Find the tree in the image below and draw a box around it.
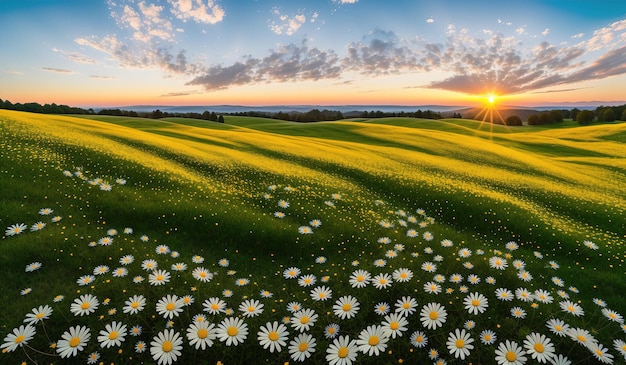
[570,108,580,121]
[622,109,626,121]
[218,115,224,123]
[602,108,616,122]
[527,114,539,125]
[549,110,564,123]
[576,110,594,124]
[505,115,522,126]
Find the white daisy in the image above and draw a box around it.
[150,329,183,365]
[257,321,289,353]
[186,321,216,350]
[356,325,388,356]
[97,321,127,348]
[216,317,248,346]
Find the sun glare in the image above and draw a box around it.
[487,94,495,104]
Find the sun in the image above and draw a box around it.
[487,94,496,104]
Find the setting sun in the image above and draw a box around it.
[487,94,496,104]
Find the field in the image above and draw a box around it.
[1,109,625,364]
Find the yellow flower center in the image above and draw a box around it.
[342,303,352,311]
[369,336,379,346]
[132,302,140,309]
[36,313,44,319]
[577,335,586,342]
[166,303,176,311]
[211,303,219,310]
[227,326,238,337]
[197,329,208,339]
[484,335,492,341]
[380,279,387,284]
[403,303,410,309]
[200,272,207,278]
[268,331,279,341]
[109,331,118,340]
[15,335,25,344]
[416,336,424,343]
[555,325,562,331]
[81,302,91,310]
[506,351,517,362]
[455,339,465,348]
[390,322,399,330]
[157,275,164,281]
[400,273,408,278]
[69,337,81,348]
[298,342,308,352]
[300,316,310,324]
[319,293,326,298]
[162,340,173,352]
[534,343,544,353]
[248,306,255,312]
[357,275,364,282]
[429,311,438,320]
[338,347,349,358]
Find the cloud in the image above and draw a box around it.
[334,0,358,3]
[160,90,204,97]
[52,48,96,64]
[3,70,23,75]
[169,0,225,24]
[187,40,341,89]
[39,67,75,74]
[108,0,174,43]
[426,18,434,24]
[270,8,307,36]
[541,28,550,36]
[90,75,116,79]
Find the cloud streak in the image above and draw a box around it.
[39,67,75,74]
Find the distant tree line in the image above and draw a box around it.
[0,98,93,114]
[96,108,224,122]
[230,108,445,122]
[524,104,626,125]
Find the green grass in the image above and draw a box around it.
[1,109,625,365]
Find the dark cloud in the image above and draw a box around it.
[344,29,422,74]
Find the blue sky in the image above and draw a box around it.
[1,0,625,107]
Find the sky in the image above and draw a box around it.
[1,0,626,108]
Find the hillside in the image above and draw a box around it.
[1,110,625,364]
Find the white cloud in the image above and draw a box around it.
[335,0,358,3]
[39,67,75,74]
[571,32,584,39]
[52,48,97,64]
[515,27,525,35]
[109,0,174,43]
[426,18,434,23]
[169,0,225,24]
[542,28,550,36]
[270,9,307,36]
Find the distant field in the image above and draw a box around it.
[1,109,625,364]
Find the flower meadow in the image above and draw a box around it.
[1,110,626,364]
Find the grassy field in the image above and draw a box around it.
[1,109,625,364]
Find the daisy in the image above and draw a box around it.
[583,240,599,250]
[192,267,213,282]
[512,260,525,270]
[149,269,171,286]
[356,325,388,356]
[517,270,533,282]
[463,262,474,269]
[30,221,46,231]
[381,313,408,339]
[613,339,626,358]
[51,216,62,222]
[394,243,405,251]
[216,317,248,346]
[98,236,113,246]
[372,273,392,290]
[53,294,64,302]
[57,325,91,358]
[446,328,474,360]
[239,299,264,318]
[467,274,481,284]
[548,260,560,269]
[133,276,144,283]
[93,265,109,275]
[23,305,53,325]
[373,259,387,267]
[283,267,301,279]
[130,325,142,336]
[588,343,614,364]
[393,268,413,282]
[278,199,290,208]
[602,308,624,323]
[39,208,54,215]
[534,251,543,259]
[98,321,127,348]
[310,285,332,301]
[119,255,134,265]
[421,261,437,272]
[505,241,519,250]
[287,301,302,313]
[464,292,489,315]
[186,321,216,350]
[291,308,318,332]
[235,278,250,286]
[480,329,497,345]
[191,255,204,263]
[566,327,597,346]
[310,219,322,228]
[546,318,570,337]
[87,351,100,364]
[202,297,226,315]
[299,226,313,234]
[424,281,442,294]
[395,296,418,316]
[423,231,434,241]
[192,314,207,323]
[458,248,472,258]
[489,256,508,270]
[112,267,128,278]
[560,300,585,317]
[1,324,36,352]
[122,295,146,315]
[374,302,390,316]
[495,288,514,301]
[449,273,463,283]
[433,274,446,283]
[495,340,526,365]
[150,329,183,365]
[511,307,527,319]
[77,275,96,286]
[333,295,360,320]
[141,259,158,271]
[441,239,453,247]
[523,332,555,364]
[378,237,391,244]
[257,321,289,353]
[289,333,316,362]
[155,245,170,255]
[515,288,534,302]
[407,229,418,237]
[327,335,359,365]
[534,289,554,304]
[5,223,27,236]
[155,295,184,319]
[593,298,607,307]
[222,289,233,297]
[123,227,133,234]
[349,269,371,288]
[70,294,99,316]
[171,262,187,271]
[420,302,447,330]
[325,323,340,339]
[298,274,316,287]
[274,211,286,218]
[464,320,476,330]
[25,262,42,272]
[385,250,398,259]
[405,330,427,350]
